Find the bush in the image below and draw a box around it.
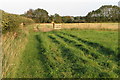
[1,10,34,33]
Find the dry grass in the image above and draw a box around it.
[34,23,118,31]
[2,27,29,78]
[61,23,118,30]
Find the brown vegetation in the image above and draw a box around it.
[33,23,118,32]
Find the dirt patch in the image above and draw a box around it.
[39,27,53,32]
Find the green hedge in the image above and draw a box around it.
[1,10,34,33]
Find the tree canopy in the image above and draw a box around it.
[86,5,120,22]
[23,8,49,23]
[22,5,120,23]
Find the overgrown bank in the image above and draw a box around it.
[1,10,34,78]
[2,25,31,78]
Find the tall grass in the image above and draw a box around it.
[36,23,118,30]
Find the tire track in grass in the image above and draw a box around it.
[35,34,53,78]
[48,34,74,78]
[46,33,119,77]
[55,33,109,70]
[36,33,67,78]
[48,34,88,64]
[55,33,100,60]
[60,32,119,70]
[42,33,71,78]
[48,34,100,78]
[55,33,116,69]
[56,32,118,77]
[60,32,115,56]
[15,33,54,78]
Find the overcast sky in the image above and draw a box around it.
[0,0,119,16]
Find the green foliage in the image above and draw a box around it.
[62,16,74,23]
[21,5,120,23]
[23,8,49,23]
[2,11,34,33]
[73,16,86,23]
[86,5,120,22]
[53,14,62,23]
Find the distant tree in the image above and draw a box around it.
[24,9,34,18]
[21,5,120,23]
[34,8,49,23]
[49,15,54,23]
[86,5,120,22]
[73,16,86,23]
[23,8,49,23]
[62,16,74,23]
[54,14,62,23]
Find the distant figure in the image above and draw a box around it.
[52,21,55,29]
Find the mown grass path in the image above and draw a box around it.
[14,29,119,78]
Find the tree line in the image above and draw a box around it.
[22,5,120,23]
[21,8,86,23]
[86,5,120,22]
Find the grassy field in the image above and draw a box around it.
[8,28,119,78]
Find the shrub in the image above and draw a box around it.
[1,10,34,33]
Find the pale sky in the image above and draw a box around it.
[0,0,119,16]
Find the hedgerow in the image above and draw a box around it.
[1,10,34,33]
